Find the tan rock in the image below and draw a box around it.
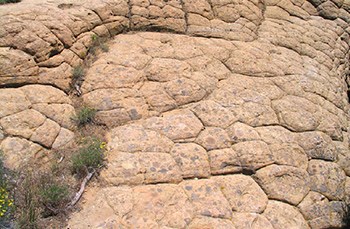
[188,216,235,229]
[0,109,46,139]
[127,184,194,228]
[191,100,237,128]
[67,187,131,229]
[308,160,346,200]
[140,82,177,112]
[254,165,310,205]
[0,137,47,170]
[164,77,206,105]
[231,213,273,229]
[30,119,61,148]
[262,200,310,229]
[272,95,320,132]
[107,124,174,153]
[298,191,348,229]
[181,179,232,219]
[232,141,274,170]
[138,152,183,184]
[208,148,241,175]
[271,143,309,169]
[101,152,144,185]
[83,89,149,127]
[32,103,75,130]
[0,47,39,80]
[143,109,203,141]
[214,175,268,213]
[52,128,74,149]
[195,127,231,150]
[226,122,260,143]
[0,89,31,118]
[170,143,210,178]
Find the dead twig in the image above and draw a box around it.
[67,169,95,208]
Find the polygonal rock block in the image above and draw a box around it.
[262,200,310,229]
[270,143,309,169]
[0,137,48,170]
[308,160,346,200]
[188,216,236,229]
[143,109,203,141]
[170,143,210,178]
[0,109,46,139]
[191,100,237,128]
[231,213,273,229]
[107,124,174,153]
[232,140,274,170]
[128,184,194,228]
[254,165,310,205]
[213,175,268,213]
[226,122,260,143]
[298,191,348,229]
[195,127,231,151]
[208,148,241,175]
[181,179,232,219]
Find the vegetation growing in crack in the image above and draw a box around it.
[90,34,109,54]
[71,138,106,178]
[0,0,21,5]
[0,151,14,228]
[72,65,85,82]
[72,106,97,126]
[38,175,69,217]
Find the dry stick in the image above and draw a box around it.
[57,154,64,164]
[67,170,95,208]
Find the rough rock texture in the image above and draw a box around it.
[1,0,350,228]
[0,85,75,169]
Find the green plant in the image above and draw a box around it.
[73,106,97,126]
[72,65,85,81]
[40,183,68,210]
[71,138,105,177]
[0,0,21,4]
[16,174,39,229]
[90,34,109,54]
[0,151,14,227]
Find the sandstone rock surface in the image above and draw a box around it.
[1,0,350,228]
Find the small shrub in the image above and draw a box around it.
[73,106,96,126]
[16,174,39,229]
[90,34,109,53]
[40,183,68,210]
[71,138,105,177]
[72,65,85,81]
[0,0,21,4]
[0,152,14,227]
